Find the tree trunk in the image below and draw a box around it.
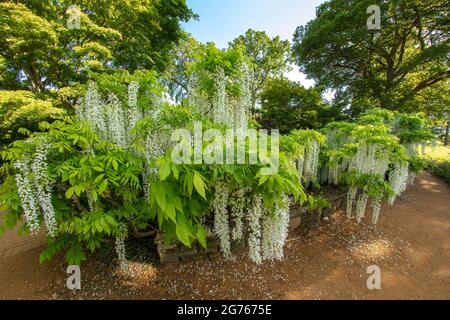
[23,62,44,93]
[444,121,449,146]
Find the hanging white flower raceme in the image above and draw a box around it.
[328,154,344,186]
[261,195,290,261]
[346,186,357,218]
[144,127,170,177]
[14,158,40,234]
[297,157,304,184]
[388,162,409,205]
[31,142,57,236]
[77,83,108,140]
[371,195,382,225]
[212,67,232,127]
[212,180,232,259]
[105,93,127,148]
[86,188,94,212]
[349,143,389,177]
[407,171,416,186]
[14,140,56,236]
[406,142,420,156]
[234,63,253,130]
[115,223,128,270]
[76,81,145,149]
[247,195,264,264]
[355,189,369,223]
[128,81,139,109]
[187,73,210,117]
[230,188,247,242]
[344,142,391,223]
[125,81,143,143]
[141,163,151,202]
[300,140,320,185]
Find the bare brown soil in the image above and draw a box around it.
[0,171,449,300]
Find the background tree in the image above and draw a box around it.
[0,91,65,145]
[0,0,195,94]
[165,34,205,103]
[0,0,194,147]
[258,78,339,133]
[182,42,247,103]
[292,0,449,116]
[230,29,292,110]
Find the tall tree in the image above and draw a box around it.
[165,34,205,103]
[230,29,292,109]
[292,0,449,115]
[0,0,195,93]
[258,78,339,133]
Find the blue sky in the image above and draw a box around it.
[182,0,327,88]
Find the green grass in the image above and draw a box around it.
[424,143,450,183]
[424,144,450,161]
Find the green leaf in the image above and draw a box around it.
[95,219,103,233]
[165,202,176,223]
[66,242,86,266]
[74,184,84,196]
[196,224,207,249]
[112,159,119,171]
[193,171,207,200]
[169,194,183,212]
[104,215,118,227]
[184,171,194,196]
[172,164,180,180]
[160,160,171,181]
[98,180,108,194]
[154,182,166,210]
[258,174,269,186]
[93,174,106,184]
[176,214,192,248]
[65,187,75,199]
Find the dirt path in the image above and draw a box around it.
[0,171,449,300]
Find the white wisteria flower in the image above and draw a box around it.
[212,180,232,259]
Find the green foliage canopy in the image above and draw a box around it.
[292,0,449,115]
[258,78,340,133]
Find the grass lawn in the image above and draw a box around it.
[424,143,450,183]
[424,143,450,161]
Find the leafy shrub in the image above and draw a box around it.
[0,91,65,146]
[428,160,450,184]
[0,68,435,268]
[424,144,450,184]
[0,70,311,265]
[319,108,433,224]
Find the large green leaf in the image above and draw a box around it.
[165,202,176,223]
[196,224,207,249]
[176,214,193,247]
[193,171,207,200]
[154,182,166,210]
[159,159,171,181]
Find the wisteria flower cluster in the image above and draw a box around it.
[76,81,145,149]
[320,108,432,225]
[115,223,128,271]
[212,184,292,264]
[14,139,57,236]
